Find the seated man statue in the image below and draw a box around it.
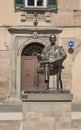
[37,34,67,91]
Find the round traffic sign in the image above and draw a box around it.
[68,41,74,47]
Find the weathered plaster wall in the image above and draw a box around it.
[0,0,81,26]
[0,28,11,100]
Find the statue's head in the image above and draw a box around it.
[49,34,56,45]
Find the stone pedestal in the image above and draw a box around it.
[22,93,73,130]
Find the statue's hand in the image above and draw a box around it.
[40,60,49,64]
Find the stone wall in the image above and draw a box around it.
[72,120,81,130]
[0,28,11,100]
[0,121,21,130]
[23,101,71,130]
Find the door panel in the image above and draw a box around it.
[21,56,47,91]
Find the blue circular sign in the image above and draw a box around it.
[68,41,74,47]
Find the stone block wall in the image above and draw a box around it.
[23,102,71,130]
[72,120,81,130]
[0,121,21,130]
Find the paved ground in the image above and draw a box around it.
[72,102,81,112]
[0,102,81,112]
[0,101,81,130]
[0,102,22,112]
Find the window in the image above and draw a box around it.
[15,0,57,9]
[28,0,34,6]
[25,0,46,8]
[37,0,43,6]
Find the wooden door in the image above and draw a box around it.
[21,56,35,91]
[21,56,46,91]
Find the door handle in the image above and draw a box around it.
[26,74,29,76]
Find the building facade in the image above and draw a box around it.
[0,0,81,102]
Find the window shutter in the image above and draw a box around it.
[47,0,57,8]
[15,0,25,7]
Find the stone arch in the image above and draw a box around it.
[21,42,45,56]
[18,39,49,56]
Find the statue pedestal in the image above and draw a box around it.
[22,93,73,130]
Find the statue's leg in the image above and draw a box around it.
[57,73,59,90]
[44,64,49,89]
[36,73,39,89]
[59,72,63,90]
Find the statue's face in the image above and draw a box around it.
[49,35,56,44]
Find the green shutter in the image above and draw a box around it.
[15,0,25,7]
[47,0,57,8]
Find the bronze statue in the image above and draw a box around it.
[37,34,67,91]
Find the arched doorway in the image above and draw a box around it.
[21,42,46,92]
